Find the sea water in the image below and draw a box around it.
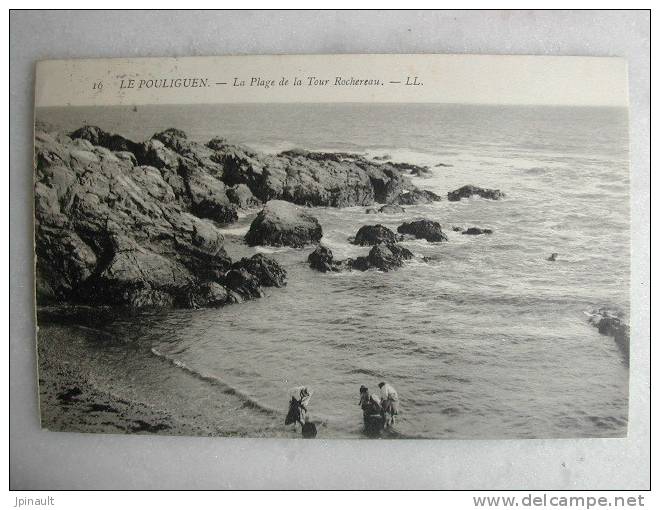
[36,103,630,438]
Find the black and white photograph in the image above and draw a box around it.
[32,54,631,440]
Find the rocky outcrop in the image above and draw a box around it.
[69,125,441,209]
[69,125,140,153]
[34,126,285,310]
[307,245,352,273]
[183,282,232,308]
[226,183,260,208]
[308,243,413,273]
[391,189,442,205]
[216,146,438,207]
[244,200,322,248]
[397,219,448,242]
[588,309,630,359]
[388,162,428,174]
[448,185,504,201]
[353,224,400,246]
[359,243,414,271]
[231,254,287,288]
[36,123,443,308]
[462,227,493,235]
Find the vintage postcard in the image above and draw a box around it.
[34,54,630,439]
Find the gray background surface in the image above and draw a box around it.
[10,10,650,490]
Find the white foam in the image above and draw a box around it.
[220,225,251,236]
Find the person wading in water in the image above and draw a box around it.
[285,386,312,430]
[358,385,382,421]
[378,381,399,427]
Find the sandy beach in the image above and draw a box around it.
[37,315,303,438]
[38,323,194,436]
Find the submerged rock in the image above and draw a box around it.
[462,227,493,235]
[353,224,400,246]
[397,219,448,242]
[448,185,504,201]
[244,200,322,248]
[410,167,433,178]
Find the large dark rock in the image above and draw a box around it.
[362,243,414,271]
[231,254,287,288]
[72,126,237,224]
[353,224,399,246]
[308,243,413,273]
[588,309,630,359]
[307,245,354,273]
[224,268,263,300]
[244,200,322,248]
[447,185,504,201]
[216,145,442,207]
[397,219,448,242]
[308,245,338,273]
[34,125,279,310]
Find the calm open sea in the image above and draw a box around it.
[37,103,630,438]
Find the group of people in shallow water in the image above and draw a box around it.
[285,382,400,437]
[359,382,399,428]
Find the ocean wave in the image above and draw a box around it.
[219,225,251,236]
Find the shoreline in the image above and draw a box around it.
[37,323,264,437]
[38,324,193,436]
